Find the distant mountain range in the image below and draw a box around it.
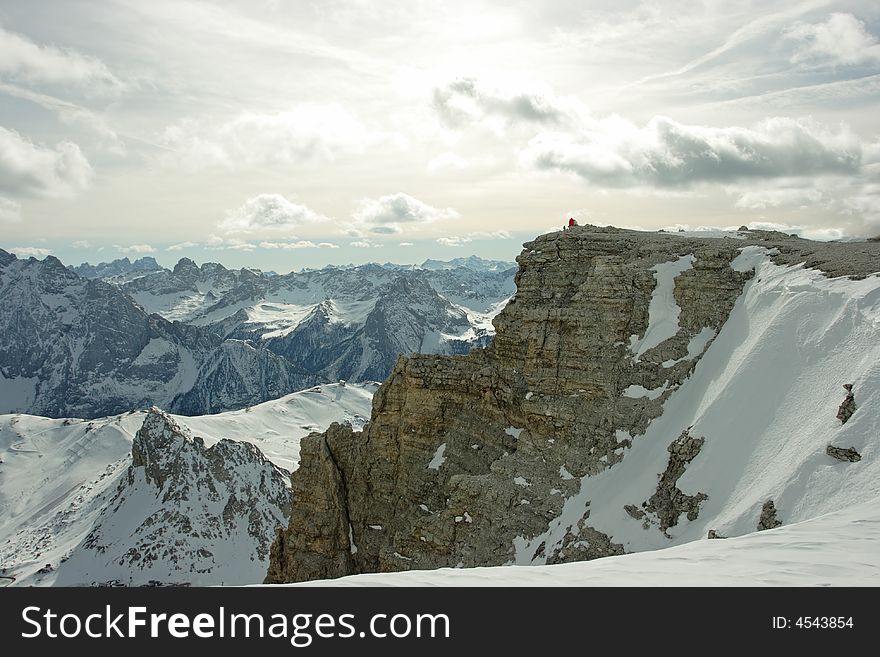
[0,249,514,418]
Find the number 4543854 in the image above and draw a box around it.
[795,617,854,629]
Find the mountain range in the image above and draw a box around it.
[0,249,514,418]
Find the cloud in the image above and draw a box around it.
[785,13,880,67]
[9,245,50,258]
[160,105,366,169]
[353,192,459,235]
[205,236,257,252]
[167,241,198,251]
[349,240,373,248]
[71,239,91,248]
[427,152,470,173]
[0,196,21,223]
[399,242,414,247]
[437,236,471,247]
[521,116,862,187]
[467,230,511,240]
[433,78,568,128]
[436,230,511,247]
[0,126,93,198]
[116,244,156,254]
[0,26,122,91]
[220,193,328,233]
[258,240,339,249]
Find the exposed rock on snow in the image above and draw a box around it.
[826,445,861,462]
[642,429,708,536]
[836,384,856,424]
[707,529,726,539]
[757,500,783,531]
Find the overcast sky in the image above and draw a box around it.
[1,0,879,271]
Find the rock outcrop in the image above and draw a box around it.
[757,500,782,531]
[826,445,862,462]
[836,384,856,424]
[641,429,708,536]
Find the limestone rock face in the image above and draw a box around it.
[266,227,780,582]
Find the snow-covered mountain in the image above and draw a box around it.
[0,249,313,418]
[421,255,514,272]
[70,256,164,281]
[0,382,376,586]
[115,257,516,383]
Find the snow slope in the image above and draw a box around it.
[287,497,880,586]
[0,383,375,586]
[515,247,880,561]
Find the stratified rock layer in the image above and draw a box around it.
[266,226,878,583]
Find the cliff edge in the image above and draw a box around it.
[266,225,880,583]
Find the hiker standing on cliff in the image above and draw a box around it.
[567,217,577,229]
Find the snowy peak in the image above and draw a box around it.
[171,256,200,280]
[131,407,194,489]
[71,256,163,279]
[54,407,292,586]
[421,255,515,272]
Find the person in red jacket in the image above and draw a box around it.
[568,217,577,228]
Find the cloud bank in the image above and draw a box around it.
[521,116,861,187]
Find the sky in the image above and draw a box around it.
[1,0,879,272]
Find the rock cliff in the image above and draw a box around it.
[265,226,880,583]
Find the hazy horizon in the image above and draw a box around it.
[2,1,879,271]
